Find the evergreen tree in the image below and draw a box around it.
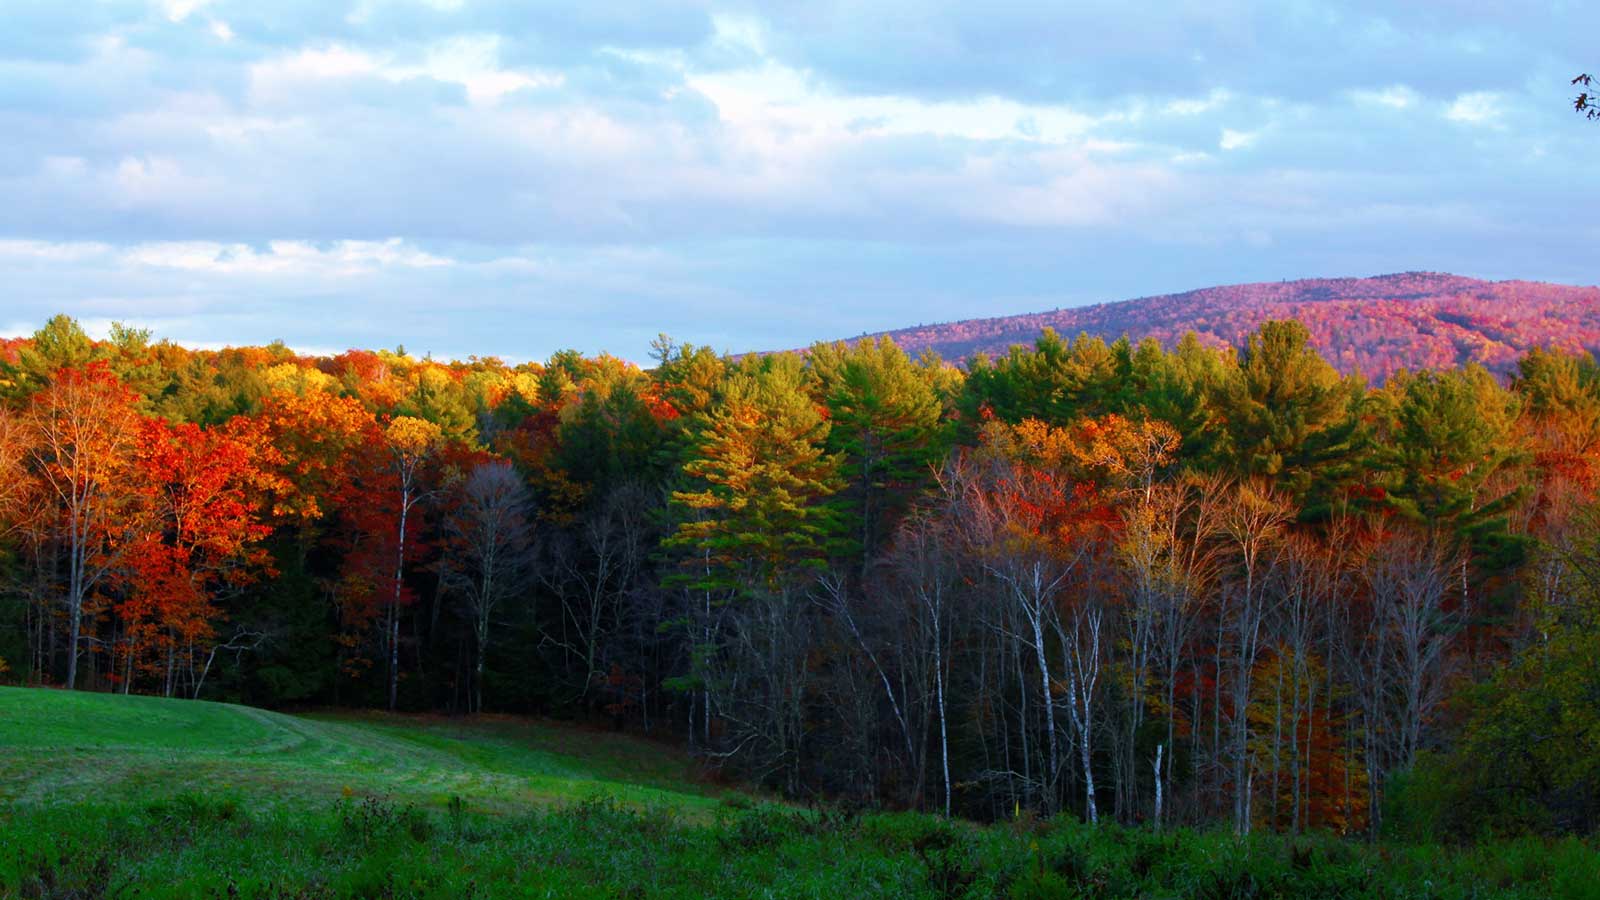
[666,355,843,594]
[1218,320,1363,509]
[962,328,1124,425]
[1374,366,1528,571]
[807,337,947,569]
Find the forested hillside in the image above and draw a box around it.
[2,314,1599,841]
[844,272,1600,381]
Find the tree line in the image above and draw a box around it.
[1,315,1596,839]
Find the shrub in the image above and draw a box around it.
[717,805,794,851]
[334,795,432,845]
[1006,867,1076,900]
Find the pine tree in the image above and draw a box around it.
[1218,320,1363,508]
[667,356,843,594]
[1374,366,1528,572]
[807,337,947,570]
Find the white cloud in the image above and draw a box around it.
[1351,85,1419,109]
[248,37,561,107]
[112,156,202,204]
[683,59,1123,153]
[252,45,383,83]
[708,13,770,57]
[1445,91,1505,126]
[120,239,454,276]
[419,36,563,104]
[158,0,212,23]
[1219,128,1258,150]
[949,154,1184,228]
[0,238,456,279]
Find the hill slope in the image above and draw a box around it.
[0,686,721,813]
[838,272,1600,381]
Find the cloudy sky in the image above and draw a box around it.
[2,1,1595,361]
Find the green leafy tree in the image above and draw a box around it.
[1,315,102,400]
[1421,499,1600,836]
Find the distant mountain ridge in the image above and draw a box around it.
[823,272,1600,382]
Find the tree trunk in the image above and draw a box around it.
[935,624,951,817]
[1153,743,1164,828]
[389,490,409,712]
[65,562,83,690]
[1030,610,1059,809]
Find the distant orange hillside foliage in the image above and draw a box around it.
[833,272,1600,382]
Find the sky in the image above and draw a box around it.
[2,1,1596,362]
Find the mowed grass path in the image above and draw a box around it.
[0,686,726,814]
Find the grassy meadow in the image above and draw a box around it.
[0,686,724,814]
[3,686,1598,899]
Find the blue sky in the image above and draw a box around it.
[2,1,1595,362]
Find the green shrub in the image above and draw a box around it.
[1006,867,1078,900]
[717,805,794,850]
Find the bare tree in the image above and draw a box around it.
[1058,599,1105,823]
[891,506,965,816]
[714,582,816,796]
[380,416,443,711]
[1336,525,1461,837]
[1110,470,1218,825]
[543,481,651,702]
[1365,529,1459,771]
[441,460,535,713]
[192,628,267,699]
[1219,480,1293,834]
[952,456,1093,813]
[945,440,1126,817]
[818,573,920,802]
[1273,512,1357,832]
[1146,473,1228,827]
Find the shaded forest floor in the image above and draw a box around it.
[2,687,1597,899]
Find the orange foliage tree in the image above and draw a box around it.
[115,417,274,697]
[20,363,141,689]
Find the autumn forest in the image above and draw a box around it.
[3,312,1599,843]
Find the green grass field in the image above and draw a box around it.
[0,686,725,815]
[3,686,1598,899]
